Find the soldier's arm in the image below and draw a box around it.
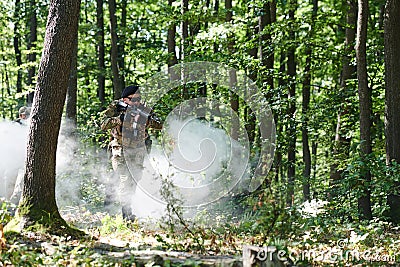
[100,100,122,131]
[101,117,122,131]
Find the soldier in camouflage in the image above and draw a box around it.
[101,85,161,221]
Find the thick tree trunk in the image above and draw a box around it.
[109,0,122,99]
[17,0,82,235]
[356,0,372,220]
[96,0,106,104]
[27,0,37,104]
[384,0,400,224]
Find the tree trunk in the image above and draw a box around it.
[96,0,106,104]
[66,33,78,125]
[287,0,297,206]
[225,0,239,141]
[384,0,400,224]
[356,0,372,220]
[13,0,23,94]
[302,49,312,202]
[167,0,178,68]
[118,0,127,89]
[108,0,122,99]
[27,0,37,104]
[167,0,178,80]
[181,0,189,99]
[181,0,189,61]
[259,1,274,90]
[301,0,317,201]
[246,6,257,145]
[275,53,286,183]
[330,0,357,195]
[213,0,220,55]
[17,0,82,235]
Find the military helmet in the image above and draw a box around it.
[121,85,139,98]
[19,106,31,116]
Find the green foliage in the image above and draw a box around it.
[0,200,14,225]
[99,214,134,236]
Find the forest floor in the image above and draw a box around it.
[1,204,400,266]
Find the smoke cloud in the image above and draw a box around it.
[0,114,251,224]
[0,120,28,200]
[130,115,251,219]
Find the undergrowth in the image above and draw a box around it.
[1,189,399,266]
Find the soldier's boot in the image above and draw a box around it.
[104,192,113,207]
[122,205,136,222]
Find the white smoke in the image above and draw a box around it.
[0,119,112,214]
[0,120,28,200]
[129,116,251,220]
[0,114,251,224]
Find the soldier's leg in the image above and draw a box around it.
[105,141,123,206]
[112,147,135,220]
[120,146,146,221]
[111,153,136,220]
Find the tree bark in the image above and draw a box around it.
[181,0,189,99]
[356,0,372,220]
[213,0,220,55]
[245,6,257,145]
[167,0,178,68]
[384,0,400,224]
[17,0,82,235]
[287,0,297,206]
[225,0,239,141]
[13,0,23,94]
[259,1,274,90]
[109,0,122,99]
[96,0,106,104]
[118,0,127,89]
[330,0,357,195]
[181,0,189,61]
[167,0,179,80]
[66,33,78,125]
[275,53,286,183]
[301,0,318,201]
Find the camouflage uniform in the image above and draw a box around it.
[101,100,158,219]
